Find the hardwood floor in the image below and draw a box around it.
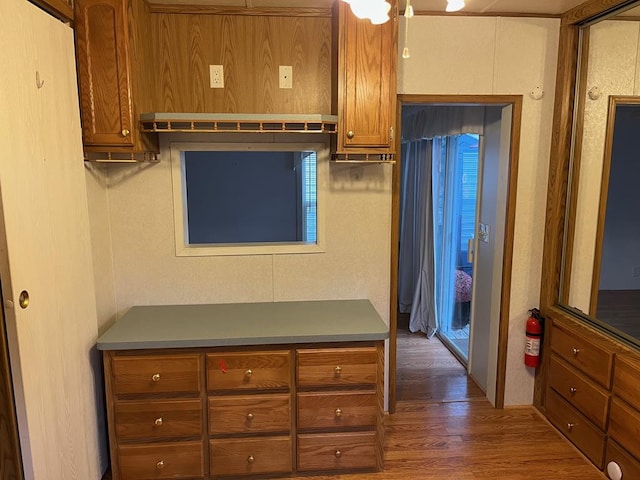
[102,326,606,480]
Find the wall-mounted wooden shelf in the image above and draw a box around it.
[83,151,159,164]
[140,113,338,135]
[331,153,395,164]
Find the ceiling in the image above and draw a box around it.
[146,0,590,16]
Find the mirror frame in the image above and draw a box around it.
[536,0,640,406]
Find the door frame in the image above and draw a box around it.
[389,94,523,412]
[0,291,23,479]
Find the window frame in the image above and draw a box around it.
[169,141,327,257]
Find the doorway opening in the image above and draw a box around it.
[389,96,522,412]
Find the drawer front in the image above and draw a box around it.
[208,393,291,435]
[298,391,377,430]
[606,439,640,480]
[209,436,292,476]
[548,354,609,429]
[297,431,376,472]
[297,347,377,388]
[112,354,201,395]
[613,354,640,409]
[544,388,606,468]
[115,399,203,441]
[207,351,290,392]
[550,324,614,389]
[118,441,204,480]
[609,396,640,460]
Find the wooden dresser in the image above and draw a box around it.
[542,316,640,478]
[98,301,387,480]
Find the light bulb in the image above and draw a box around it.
[369,1,391,24]
[404,4,414,18]
[445,0,465,12]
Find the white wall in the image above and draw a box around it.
[89,132,391,331]
[399,16,560,405]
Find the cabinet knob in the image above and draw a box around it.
[335,408,342,417]
[567,423,575,431]
[247,455,255,464]
[151,373,161,382]
[569,387,577,395]
[245,369,253,377]
[154,417,163,426]
[156,460,165,470]
[607,461,623,480]
[334,366,342,375]
[121,128,130,137]
[246,412,254,421]
[571,347,580,356]
[346,130,355,139]
[334,449,342,458]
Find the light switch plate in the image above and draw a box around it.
[279,65,292,89]
[479,223,490,243]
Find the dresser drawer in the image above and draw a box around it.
[208,393,290,435]
[298,391,377,430]
[118,441,204,480]
[115,399,202,441]
[609,396,640,460]
[613,354,640,409]
[112,354,201,395]
[548,354,609,429]
[209,436,292,476]
[545,388,606,468]
[550,324,614,389]
[297,347,377,388]
[606,438,640,480]
[206,351,290,392]
[297,431,376,472]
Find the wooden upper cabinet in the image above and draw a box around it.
[336,0,398,156]
[75,0,134,147]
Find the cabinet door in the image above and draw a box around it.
[75,0,134,146]
[337,1,397,153]
[0,0,102,478]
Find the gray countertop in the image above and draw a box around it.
[97,299,389,351]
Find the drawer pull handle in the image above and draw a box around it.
[347,130,355,139]
[567,423,575,431]
[121,128,130,138]
[247,455,255,464]
[154,417,163,426]
[245,369,253,377]
[334,449,342,458]
[246,412,254,421]
[151,373,161,382]
[569,387,577,395]
[335,408,342,417]
[571,348,580,356]
[334,366,342,375]
[156,460,165,470]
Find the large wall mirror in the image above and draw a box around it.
[559,0,640,347]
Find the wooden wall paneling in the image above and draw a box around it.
[151,12,332,115]
[129,0,159,152]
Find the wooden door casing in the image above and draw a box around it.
[0,297,22,480]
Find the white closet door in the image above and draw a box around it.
[0,1,102,478]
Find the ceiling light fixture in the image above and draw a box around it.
[342,0,392,24]
[445,0,465,12]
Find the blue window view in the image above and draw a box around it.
[184,150,317,245]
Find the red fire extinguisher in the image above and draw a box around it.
[524,308,544,368]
